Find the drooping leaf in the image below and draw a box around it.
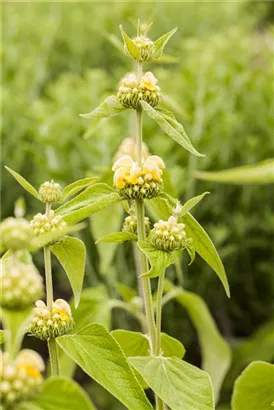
[80,95,127,122]
[153,27,178,58]
[57,324,153,410]
[129,356,214,410]
[51,236,86,308]
[119,25,141,60]
[137,240,174,278]
[141,101,203,157]
[5,166,40,200]
[195,159,274,185]
[164,280,231,403]
[180,192,210,216]
[232,361,274,410]
[96,232,137,244]
[61,177,98,201]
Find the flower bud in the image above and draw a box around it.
[117,72,161,110]
[115,137,150,161]
[0,255,44,310]
[151,216,187,251]
[122,214,150,236]
[0,217,32,251]
[132,36,155,61]
[30,210,66,237]
[0,350,44,406]
[39,181,62,203]
[112,155,165,200]
[28,299,73,340]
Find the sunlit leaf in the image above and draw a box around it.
[137,240,174,278]
[153,27,178,58]
[96,231,137,244]
[5,166,40,200]
[119,25,141,60]
[80,95,127,123]
[180,192,210,216]
[61,177,98,201]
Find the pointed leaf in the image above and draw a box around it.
[96,232,137,244]
[51,237,86,308]
[232,361,274,410]
[80,95,127,122]
[129,356,214,410]
[5,166,40,200]
[61,178,98,201]
[119,25,141,60]
[57,324,153,410]
[185,238,196,265]
[141,102,203,157]
[137,240,174,278]
[153,27,178,58]
[180,192,210,216]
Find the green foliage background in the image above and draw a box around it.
[2,1,274,408]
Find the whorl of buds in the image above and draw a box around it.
[131,36,155,61]
[112,155,165,200]
[30,210,66,237]
[39,181,62,203]
[115,137,150,161]
[151,216,187,251]
[123,214,150,236]
[117,72,161,110]
[28,299,74,340]
[0,217,32,251]
[0,256,44,310]
[0,350,44,406]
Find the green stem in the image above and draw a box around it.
[47,338,59,376]
[155,270,165,356]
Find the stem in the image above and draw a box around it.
[47,338,59,376]
[155,270,165,356]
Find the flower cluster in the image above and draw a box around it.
[151,216,187,251]
[28,299,74,340]
[0,350,44,406]
[123,214,150,236]
[1,255,44,310]
[115,137,150,161]
[30,210,66,237]
[131,36,155,61]
[0,217,32,251]
[117,72,161,110]
[112,155,165,200]
[39,181,62,203]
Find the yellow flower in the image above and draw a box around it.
[16,349,45,379]
[140,72,158,91]
[52,298,71,320]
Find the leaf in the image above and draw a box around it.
[116,283,137,303]
[0,329,6,344]
[180,192,210,216]
[137,240,174,278]
[141,101,203,157]
[164,280,232,403]
[182,213,230,297]
[119,25,141,60]
[51,236,86,308]
[5,166,40,200]
[153,27,178,58]
[80,95,127,122]
[61,177,98,201]
[32,377,96,410]
[96,232,137,244]
[57,324,153,410]
[129,356,214,410]
[185,238,196,265]
[160,333,186,359]
[232,361,274,410]
[195,159,274,185]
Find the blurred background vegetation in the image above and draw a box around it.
[2,1,274,408]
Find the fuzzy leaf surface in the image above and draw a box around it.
[80,95,127,121]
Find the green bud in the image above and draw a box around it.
[39,180,62,203]
[132,36,155,61]
[119,179,162,200]
[0,217,32,251]
[122,214,150,235]
[151,216,187,251]
[30,210,66,237]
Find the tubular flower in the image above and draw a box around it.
[39,180,62,203]
[114,137,150,161]
[30,210,66,237]
[0,217,32,252]
[0,350,44,407]
[131,36,155,61]
[0,255,44,310]
[28,299,74,340]
[122,214,150,236]
[151,216,187,251]
[117,72,161,109]
[112,155,165,200]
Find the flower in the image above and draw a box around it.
[30,210,67,237]
[112,155,165,199]
[139,72,158,91]
[151,216,187,251]
[122,213,150,236]
[114,137,150,161]
[39,180,62,203]
[0,217,32,251]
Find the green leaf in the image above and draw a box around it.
[160,333,186,358]
[57,324,153,410]
[182,213,230,297]
[141,102,203,157]
[51,236,86,308]
[164,280,232,403]
[0,329,6,344]
[195,159,274,185]
[119,25,141,60]
[232,361,274,410]
[33,377,96,410]
[137,240,174,278]
[5,166,40,200]
[185,238,196,265]
[116,283,137,303]
[61,177,98,201]
[153,27,178,58]
[96,232,137,244]
[80,95,127,123]
[180,192,210,216]
[129,356,214,410]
